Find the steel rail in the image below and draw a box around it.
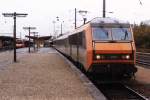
[136,52,150,67]
[136,59,150,66]
[97,83,148,100]
[124,85,149,100]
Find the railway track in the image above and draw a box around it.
[95,82,148,100]
[136,52,150,67]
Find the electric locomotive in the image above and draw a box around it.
[53,17,137,77]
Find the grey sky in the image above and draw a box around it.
[0,0,149,38]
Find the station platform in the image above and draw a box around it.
[0,48,106,100]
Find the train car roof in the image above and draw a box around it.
[54,33,69,41]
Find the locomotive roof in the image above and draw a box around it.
[54,17,131,40]
[71,17,130,34]
[90,17,129,25]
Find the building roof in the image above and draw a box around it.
[25,35,52,40]
[0,36,13,40]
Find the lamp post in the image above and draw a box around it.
[60,21,64,36]
[74,8,88,28]
[52,21,56,37]
[31,32,38,51]
[34,34,39,50]
[23,26,36,53]
[138,0,143,5]
[20,32,22,39]
[56,16,64,36]
[78,10,88,24]
[2,12,27,62]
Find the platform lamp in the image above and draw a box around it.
[78,10,88,24]
[2,12,28,62]
[56,16,64,36]
[30,32,38,51]
[34,34,39,50]
[74,8,88,29]
[23,27,36,53]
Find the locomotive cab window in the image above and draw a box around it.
[92,25,132,41]
[111,28,132,41]
[92,27,111,40]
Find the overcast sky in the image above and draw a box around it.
[0,0,149,38]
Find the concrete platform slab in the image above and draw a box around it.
[0,48,106,100]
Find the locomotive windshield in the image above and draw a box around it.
[92,28,111,40]
[112,28,131,40]
[92,26,132,41]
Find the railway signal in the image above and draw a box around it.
[2,12,28,62]
[23,27,36,53]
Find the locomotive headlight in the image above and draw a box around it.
[122,55,130,60]
[96,55,101,59]
[125,55,130,60]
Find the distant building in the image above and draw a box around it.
[0,36,13,50]
[25,35,51,48]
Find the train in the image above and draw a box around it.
[53,17,137,78]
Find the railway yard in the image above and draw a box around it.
[0,47,149,100]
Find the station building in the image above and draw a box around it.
[0,35,13,50]
[25,35,52,48]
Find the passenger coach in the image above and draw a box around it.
[53,17,137,78]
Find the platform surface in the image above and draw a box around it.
[0,48,100,100]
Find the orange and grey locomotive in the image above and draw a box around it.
[53,17,137,77]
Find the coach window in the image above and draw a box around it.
[78,31,86,48]
[69,34,78,45]
[78,32,82,46]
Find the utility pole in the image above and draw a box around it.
[31,32,38,51]
[75,8,77,29]
[2,12,27,62]
[103,0,106,18]
[23,27,36,53]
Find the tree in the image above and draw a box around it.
[133,22,150,49]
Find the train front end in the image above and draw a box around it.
[88,18,137,77]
